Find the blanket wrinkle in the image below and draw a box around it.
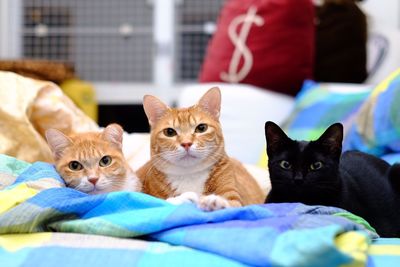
[0,158,378,267]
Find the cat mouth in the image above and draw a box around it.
[181,152,197,160]
[85,187,106,195]
[72,184,105,194]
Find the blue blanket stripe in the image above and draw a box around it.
[0,159,380,266]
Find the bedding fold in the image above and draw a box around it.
[0,156,378,267]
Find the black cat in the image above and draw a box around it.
[264,121,400,237]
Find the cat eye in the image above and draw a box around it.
[310,161,323,171]
[99,156,112,167]
[279,160,292,170]
[163,128,177,137]
[195,123,208,133]
[69,161,83,171]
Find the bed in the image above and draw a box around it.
[1,70,400,266]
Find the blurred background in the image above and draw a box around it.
[0,0,399,133]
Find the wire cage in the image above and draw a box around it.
[17,0,225,84]
[23,0,154,82]
[176,0,224,81]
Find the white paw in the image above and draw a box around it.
[166,191,200,205]
[198,194,230,211]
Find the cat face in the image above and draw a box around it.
[142,87,225,173]
[264,121,343,201]
[46,124,132,194]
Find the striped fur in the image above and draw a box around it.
[46,124,141,194]
[137,87,264,210]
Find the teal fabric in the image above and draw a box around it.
[0,154,30,176]
[284,80,370,141]
[343,70,400,157]
[0,159,378,267]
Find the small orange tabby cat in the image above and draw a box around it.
[137,87,264,211]
[45,124,141,194]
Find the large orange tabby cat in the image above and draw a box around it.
[45,124,141,194]
[137,87,264,211]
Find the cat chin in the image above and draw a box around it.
[71,184,108,195]
[165,160,212,175]
[180,154,198,160]
[178,157,202,166]
[166,157,204,168]
[85,188,110,195]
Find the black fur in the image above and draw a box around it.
[265,121,400,237]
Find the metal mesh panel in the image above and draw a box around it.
[23,0,153,82]
[176,0,225,81]
[21,0,225,83]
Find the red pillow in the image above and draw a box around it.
[199,0,315,96]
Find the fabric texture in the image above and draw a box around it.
[0,60,75,84]
[0,154,30,190]
[0,232,246,267]
[199,0,315,96]
[0,71,98,163]
[258,80,371,168]
[343,68,400,156]
[259,68,400,167]
[0,71,152,172]
[283,80,371,141]
[0,156,379,267]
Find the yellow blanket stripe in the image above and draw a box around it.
[0,233,52,252]
[369,244,400,256]
[371,68,400,98]
[335,232,368,267]
[0,183,38,213]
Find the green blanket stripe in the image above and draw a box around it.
[0,154,31,176]
[0,203,79,234]
[334,212,377,234]
[50,218,144,237]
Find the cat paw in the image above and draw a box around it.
[166,191,200,205]
[198,194,230,211]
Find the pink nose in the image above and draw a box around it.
[181,142,192,150]
[88,177,99,185]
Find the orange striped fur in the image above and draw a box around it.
[137,87,264,210]
[45,124,141,194]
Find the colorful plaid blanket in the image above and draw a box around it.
[0,155,398,267]
[344,68,400,159]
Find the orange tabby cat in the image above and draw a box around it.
[137,87,264,211]
[45,124,141,194]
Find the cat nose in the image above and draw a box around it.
[181,142,193,151]
[293,175,303,184]
[88,177,99,185]
[294,179,304,185]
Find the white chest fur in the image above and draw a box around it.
[166,170,211,196]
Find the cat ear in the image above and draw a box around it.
[316,123,343,156]
[197,87,221,120]
[102,123,123,149]
[45,129,72,161]
[265,121,290,155]
[143,95,170,126]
